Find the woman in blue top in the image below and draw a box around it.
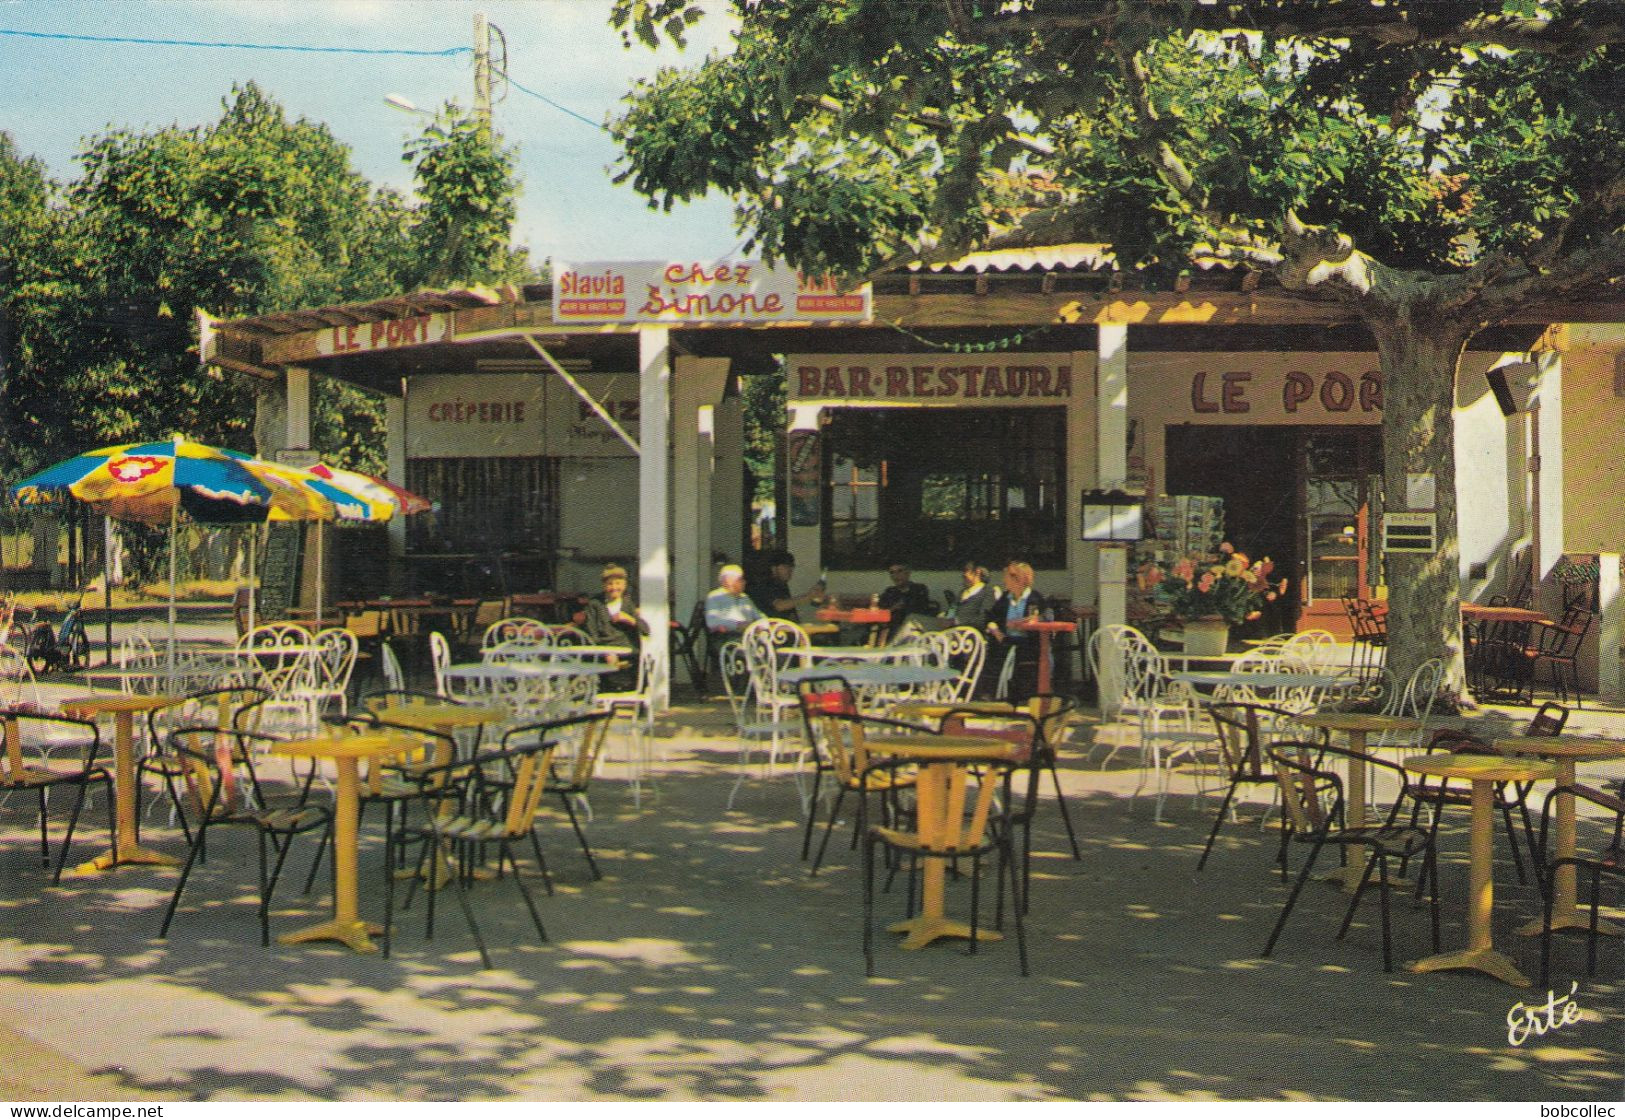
[985,560,1048,702]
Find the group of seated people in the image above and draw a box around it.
[703,552,1056,701]
[558,550,1062,702]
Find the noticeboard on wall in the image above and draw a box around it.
[787,430,821,527]
[258,524,303,619]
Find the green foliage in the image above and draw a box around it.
[403,103,530,289]
[0,82,531,486]
[610,1,1625,296]
[740,368,785,507]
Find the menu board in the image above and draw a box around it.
[258,524,303,620]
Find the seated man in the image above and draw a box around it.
[953,560,997,631]
[749,549,825,624]
[705,564,765,637]
[876,563,934,638]
[580,564,649,690]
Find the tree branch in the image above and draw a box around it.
[956,2,1625,56]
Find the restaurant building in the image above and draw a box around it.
[203,248,1625,704]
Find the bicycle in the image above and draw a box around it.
[26,594,89,675]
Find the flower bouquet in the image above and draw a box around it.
[1137,543,1285,625]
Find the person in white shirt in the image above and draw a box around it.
[705,564,765,635]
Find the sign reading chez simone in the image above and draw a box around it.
[788,353,1081,405]
[553,260,871,324]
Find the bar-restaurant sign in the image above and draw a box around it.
[788,353,1080,404]
[553,260,871,324]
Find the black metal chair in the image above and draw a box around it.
[1261,740,1439,972]
[1538,783,1624,986]
[1405,703,1569,887]
[157,726,332,946]
[0,710,113,883]
[137,685,270,849]
[1522,607,1594,707]
[532,710,616,881]
[798,681,923,875]
[1197,702,1298,872]
[670,600,709,690]
[402,728,573,969]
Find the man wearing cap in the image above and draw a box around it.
[582,564,649,689]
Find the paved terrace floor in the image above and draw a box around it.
[0,658,1621,1101]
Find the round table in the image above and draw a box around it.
[1488,734,1625,938]
[270,729,419,953]
[1295,711,1423,891]
[57,692,186,873]
[1403,752,1556,987]
[1007,618,1077,695]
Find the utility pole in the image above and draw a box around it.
[473,11,499,132]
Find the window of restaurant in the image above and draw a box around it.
[406,457,560,593]
[823,408,1066,569]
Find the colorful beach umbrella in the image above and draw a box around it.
[310,463,432,517]
[11,438,285,674]
[11,438,275,525]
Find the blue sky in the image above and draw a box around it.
[0,0,744,265]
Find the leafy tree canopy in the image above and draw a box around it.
[609,0,1625,696]
[612,0,1625,324]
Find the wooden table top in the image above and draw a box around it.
[1404,752,1556,783]
[60,693,183,716]
[869,736,1028,763]
[1297,711,1422,733]
[1489,735,1625,761]
[270,731,419,761]
[364,701,506,729]
[1008,618,1078,634]
[1460,603,1550,624]
[817,607,892,624]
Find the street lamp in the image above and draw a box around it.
[384,94,431,117]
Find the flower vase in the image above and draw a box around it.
[1180,617,1230,656]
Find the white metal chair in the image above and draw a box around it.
[730,622,811,809]
[924,625,985,702]
[380,640,405,693]
[429,630,452,697]
[236,623,319,738]
[596,649,658,806]
[481,617,551,654]
[720,640,801,810]
[310,627,359,720]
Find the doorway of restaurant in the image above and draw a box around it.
[1164,425,1383,636]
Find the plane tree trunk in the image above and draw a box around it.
[1368,313,1475,705]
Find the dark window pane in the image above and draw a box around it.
[823,408,1065,569]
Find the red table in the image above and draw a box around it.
[1007,618,1077,694]
[817,606,894,645]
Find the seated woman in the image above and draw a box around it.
[953,561,996,631]
[580,564,649,691]
[984,560,1048,702]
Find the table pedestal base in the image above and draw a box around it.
[73,844,180,875]
[1516,911,1625,938]
[278,918,384,953]
[1407,947,1532,987]
[888,915,1004,951]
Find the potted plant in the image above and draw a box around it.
[1138,544,1285,654]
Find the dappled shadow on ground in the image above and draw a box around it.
[0,715,1620,1101]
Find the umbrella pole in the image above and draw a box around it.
[247,524,257,636]
[167,502,178,685]
[102,515,114,668]
[315,520,324,629]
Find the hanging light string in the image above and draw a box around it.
[886,321,1060,353]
